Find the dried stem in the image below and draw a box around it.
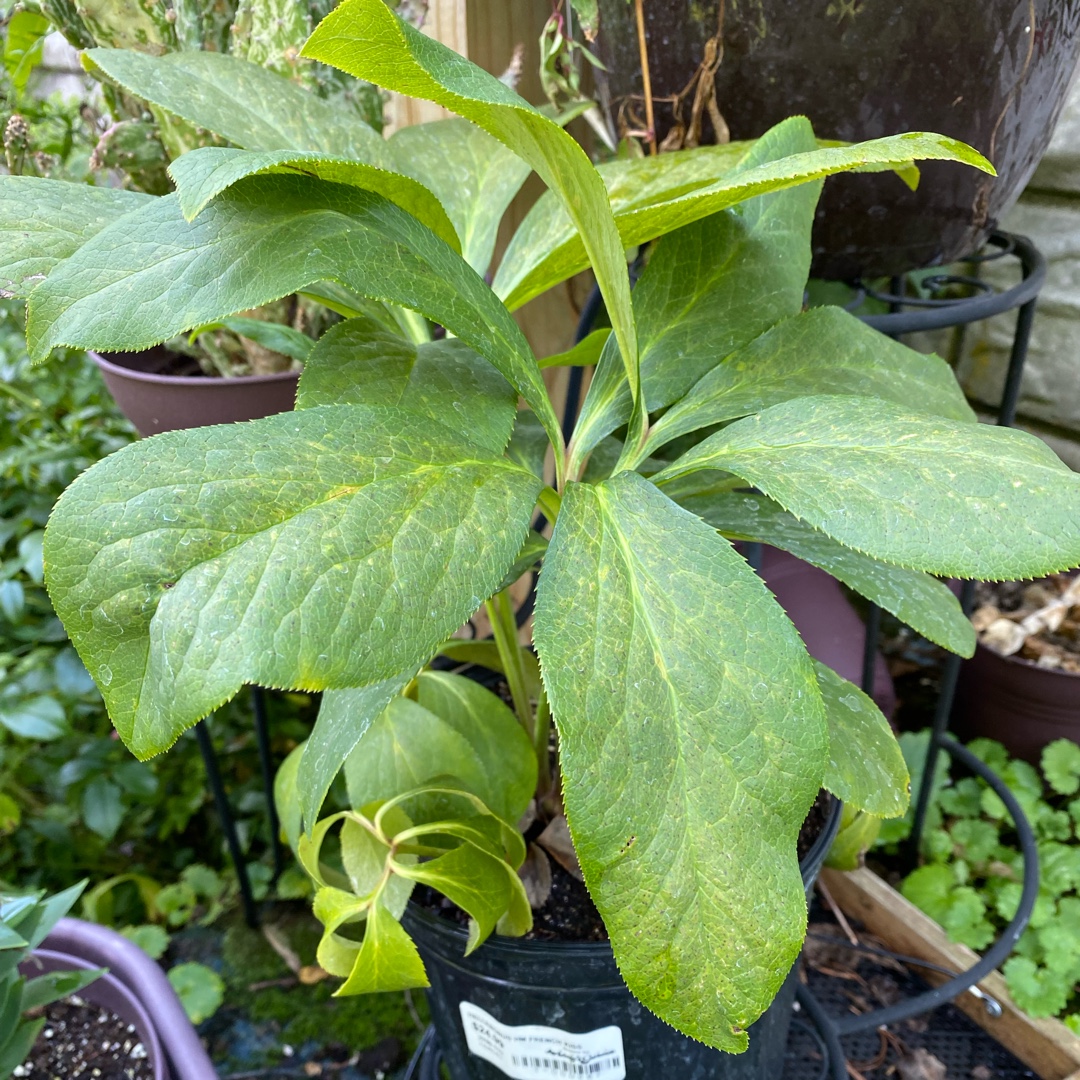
[633,0,656,154]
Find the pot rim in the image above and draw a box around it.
[974,639,1080,681]
[91,350,302,388]
[406,793,842,956]
[22,946,168,1079]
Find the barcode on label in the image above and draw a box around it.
[509,1054,623,1075]
[459,1001,627,1080]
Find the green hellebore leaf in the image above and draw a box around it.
[533,472,827,1052]
[388,118,532,276]
[302,0,640,405]
[391,841,513,954]
[26,177,560,449]
[495,128,992,311]
[344,674,536,824]
[0,178,151,299]
[683,492,975,656]
[336,895,429,995]
[44,405,542,757]
[540,328,611,370]
[658,395,1080,580]
[813,661,908,818]
[83,48,389,164]
[297,317,517,455]
[297,673,414,833]
[569,116,819,472]
[642,305,975,460]
[168,147,459,252]
[494,140,748,307]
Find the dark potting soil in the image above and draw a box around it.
[416,790,832,944]
[20,995,154,1080]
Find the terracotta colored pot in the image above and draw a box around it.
[93,348,299,436]
[953,643,1080,763]
[593,0,1080,279]
[23,918,217,1079]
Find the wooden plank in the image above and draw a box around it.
[820,866,1080,1080]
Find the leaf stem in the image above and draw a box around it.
[537,486,562,522]
[391,306,433,345]
[485,590,534,740]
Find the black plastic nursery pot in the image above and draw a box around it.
[24,917,218,1080]
[92,348,299,436]
[404,795,842,1080]
[593,0,1080,279]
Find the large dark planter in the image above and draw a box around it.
[953,643,1080,763]
[93,348,299,436]
[26,918,218,1080]
[593,0,1080,278]
[405,796,841,1080]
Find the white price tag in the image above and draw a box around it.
[459,1001,626,1080]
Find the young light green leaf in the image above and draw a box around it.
[495,128,993,310]
[26,177,560,449]
[168,147,459,251]
[297,674,414,833]
[533,472,827,1051]
[415,670,537,821]
[83,48,389,164]
[1004,955,1075,1018]
[297,318,516,454]
[44,405,542,757]
[335,896,429,994]
[814,661,908,818]
[569,116,820,471]
[340,818,414,919]
[658,395,1080,580]
[682,492,975,656]
[388,118,531,276]
[344,677,535,824]
[302,0,639,402]
[0,178,151,299]
[641,306,975,460]
[391,842,513,954]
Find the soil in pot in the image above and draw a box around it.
[18,993,155,1080]
[953,571,1080,761]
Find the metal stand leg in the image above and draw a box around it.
[194,717,260,929]
[251,686,286,883]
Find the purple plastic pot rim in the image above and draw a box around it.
[22,947,167,1079]
[92,351,302,389]
[41,918,218,1080]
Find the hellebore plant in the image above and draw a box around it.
[5,0,1080,1051]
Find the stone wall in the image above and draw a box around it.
[953,80,1080,469]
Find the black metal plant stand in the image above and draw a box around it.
[403,229,1050,1077]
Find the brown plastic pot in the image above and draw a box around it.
[953,642,1080,763]
[93,348,299,436]
[593,0,1080,279]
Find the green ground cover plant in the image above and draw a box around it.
[885,733,1080,1033]
[4,0,1080,1051]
